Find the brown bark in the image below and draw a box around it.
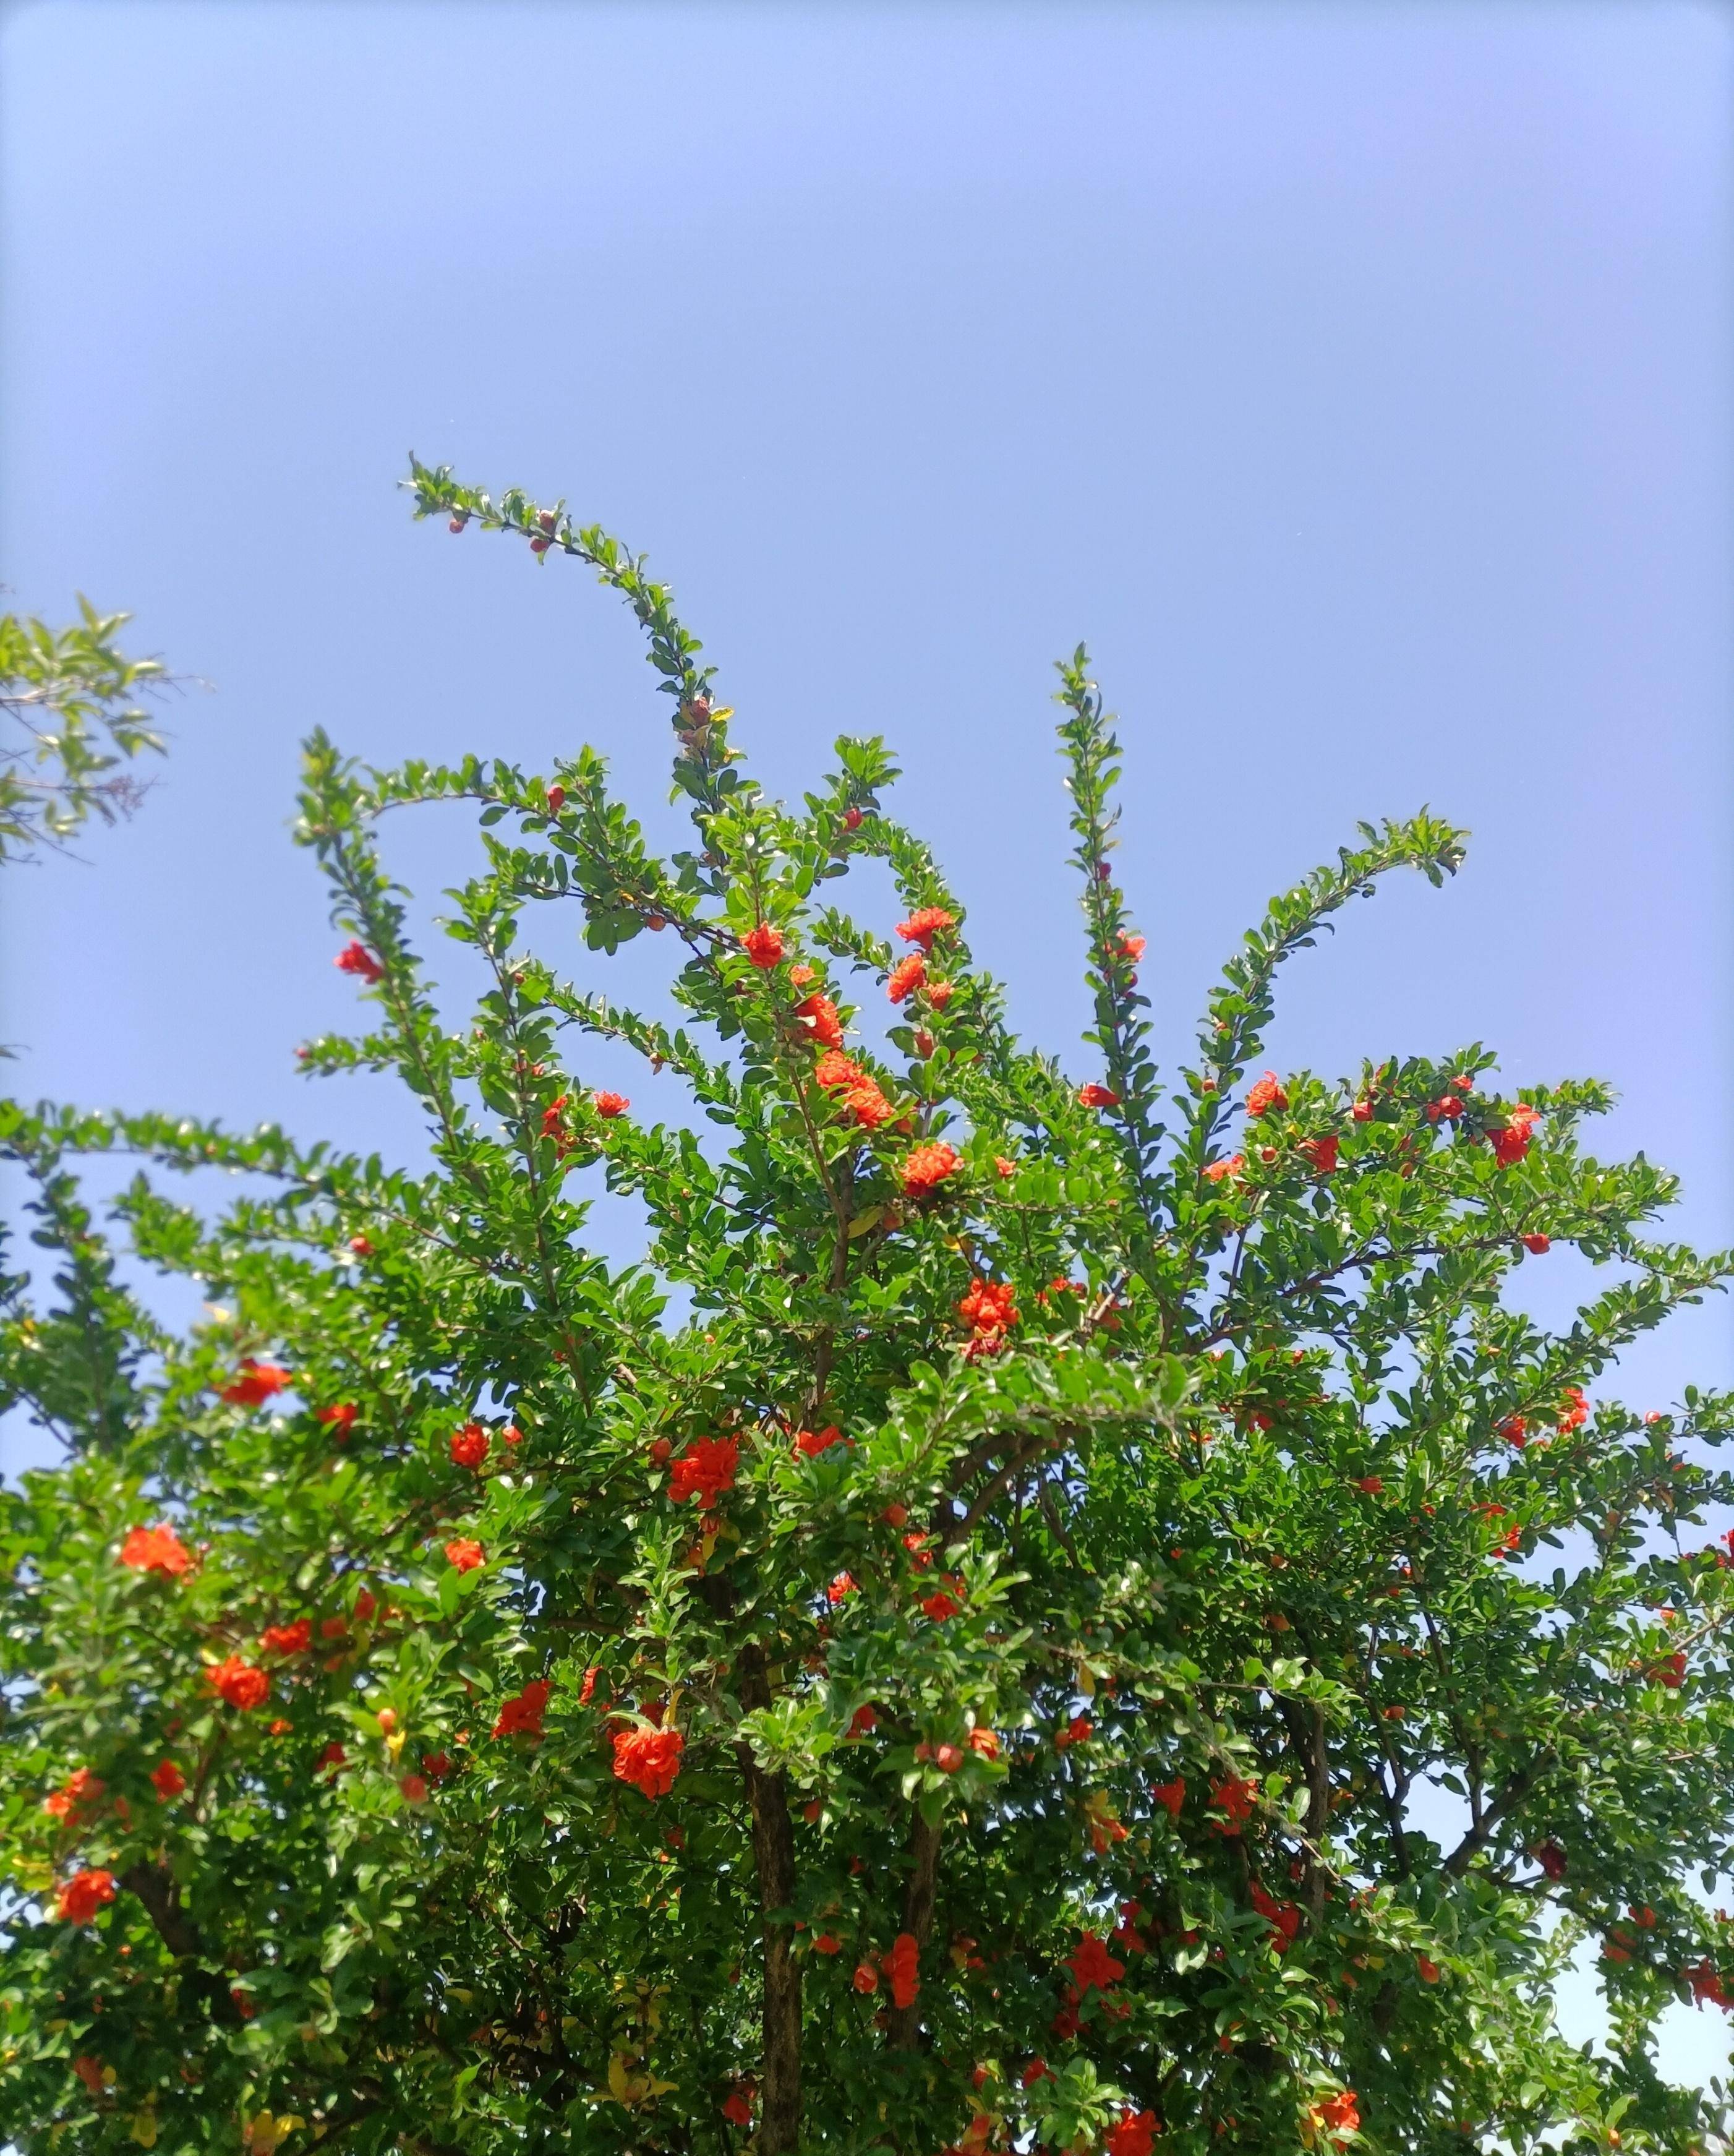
[886,1810,942,2051]
[121,1861,242,2024]
[737,1646,802,2154]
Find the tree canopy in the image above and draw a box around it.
[2,465,1732,2156]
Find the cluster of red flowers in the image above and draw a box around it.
[1557,1385,1589,1433]
[794,992,844,1049]
[43,1767,105,1824]
[1297,1134,1339,1174]
[594,1090,629,1119]
[668,1434,740,1508]
[1210,1774,1258,1831]
[612,1724,685,1798]
[450,1421,489,1469]
[335,940,383,984]
[827,1571,856,1605]
[1078,1082,1119,1110]
[260,1618,312,1656]
[1686,1960,1733,2009]
[220,1361,291,1407]
[1245,1071,1288,1118]
[493,1676,551,1739]
[118,1522,194,1576]
[317,1401,357,1439]
[741,923,785,969]
[814,1050,893,1130]
[1105,2110,1158,2156]
[150,1760,186,1799]
[207,1654,270,1711]
[887,952,926,1003]
[1203,1154,1244,1186]
[1310,2092,1360,2142]
[56,1868,116,1925]
[540,1097,572,1155]
[445,1538,485,1573]
[957,1276,1018,1356]
[1054,1714,1093,1751]
[901,1142,960,1197]
[1250,1880,1302,1951]
[793,1424,846,1459]
[1065,1931,1125,1993]
[1489,1102,1539,1168]
[1151,1774,1185,1818]
[881,1931,920,2007]
[895,908,955,952]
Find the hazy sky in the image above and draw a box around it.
[2,0,1730,2079]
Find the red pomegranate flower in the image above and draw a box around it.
[493,1677,551,1739]
[882,1931,920,2008]
[593,1090,629,1119]
[1489,1102,1539,1168]
[887,953,926,1003]
[1065,1931,1125,1993]
[445,1538,485,1573]
[894,907,955,951]
[1298,1134,1339,1174]
[900,1142,960,1196]
[335,941,383,984]
[1078,1082,1119,1109]
[150,1759,186,1800]
[450,1422,490,1469]
[1106,2111,1158,2156]
[317,1402,357,1437]
[118,1523,194,1576]
[793,993,845,1049]
[259,1619,312,1656]
[1245,1072,1288,1118]
[207,1655,270,1711]
[669,1435,739,1508]
[793,1424,845,1459]
[958,1277,1019,1336]
[741,924,785,969]
[1312,2092,1360,2141]
[220,1361,291,1407]
[842,1080,894,1129]
[612,1724,685,1798]
[1151,1774,1185,1819]
[56,1868,116,1925]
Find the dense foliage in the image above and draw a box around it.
[3,464,1733,2156]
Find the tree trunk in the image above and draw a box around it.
[737,1648,801,2152]
[886,1810,942,2050]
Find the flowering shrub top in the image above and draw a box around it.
[1,461,1732,2156]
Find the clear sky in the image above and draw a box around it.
[2,0,1730,2082]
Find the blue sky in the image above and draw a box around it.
[2,0,1731,2082]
